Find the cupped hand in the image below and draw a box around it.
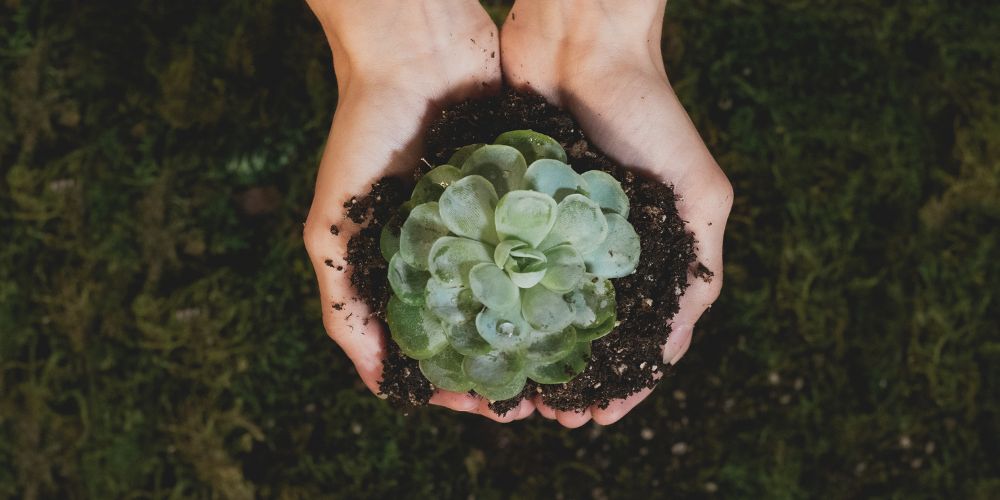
[500,0,733,427]
[302,0,534,422]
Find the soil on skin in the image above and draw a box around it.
[344,90,702,414]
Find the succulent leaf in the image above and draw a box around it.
[469,262,520,311]
[494,239,529,268]
[382,130,642,400]
[425,277,481,325]
[445,321,492,356]
[582,213,641,278]
[463,350,526,401]
[495,190,558,247]
[475,306,532,351]
[538,194,609,254]
[438,175,499,244]
[528,341,591,384]
[388,253,430,305]
[580,170,629,218]
[386,296,448,360]
[460,145,527,197]
[410,164,462,206]
[521,285,574,332]
[399,202,449,270]
[540,244,585,293]
[379,222,400,261]
[427,236,492,286]
[505,260,548,288]
[524,159,589,202]
[575,315,616,342]
[568,275,618,341]
[524,326,577,363]
[503,246,548,288]
[419,345,475,392]
[494,130,568,164]
[473,373,529,402]
[447,143,486,168]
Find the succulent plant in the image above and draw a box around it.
[380,130,641,401]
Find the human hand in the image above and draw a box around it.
[302,0,534,422]
[500,0,733,426]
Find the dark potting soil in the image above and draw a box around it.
[343,90,701,414]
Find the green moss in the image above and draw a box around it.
[1,0,998,498]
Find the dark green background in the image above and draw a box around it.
[2,0,998,498]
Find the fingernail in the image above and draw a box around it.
[663,325,693,365]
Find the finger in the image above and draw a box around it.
[510,398,537,420]
[534,397,558,420]
[591,387,655,426]
[555,408,592,429]
[429,390,481,412]
[661,323,693,365]
[465,397,533,423]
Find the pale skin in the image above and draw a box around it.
[302,0,733,426]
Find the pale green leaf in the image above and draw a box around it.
[379,222,400,261]
[425,277,482,325]
[581,170,629,217]
[568,275,618,341]
[540,244,585,292]
[502,246,548,288]
[388,253,430,305]
[493,130,567,164]
[538,194,608,254]
[410,164,462,205]
[524,159,588,202]
[468,263,519,311]
[447,143,485,168]
[445,321,492,356]
[475,306,532,352]
[493,239,529,268]
[463,350,525,386]
[505,261,547,289]
[528,341,591,384]
[524,326,577,363]
[509,246,547,264]
[438,175,499,243]
[521,284,574,332]
[575,315,616,342]
[464,350,527,401]
[494,190,557,247]
[460,145,527,196]
[398,202,449,270]
[386,296,447,360]
[473,374,528,402]
[428,236,492,286]
[582,213,641,278]
[419,346,474,392]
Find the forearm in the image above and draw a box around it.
[309,0,499,96]
[507,0,665,48]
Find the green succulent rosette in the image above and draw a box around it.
[380,130,641,401]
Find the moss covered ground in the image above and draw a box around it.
[1,1,998,498]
